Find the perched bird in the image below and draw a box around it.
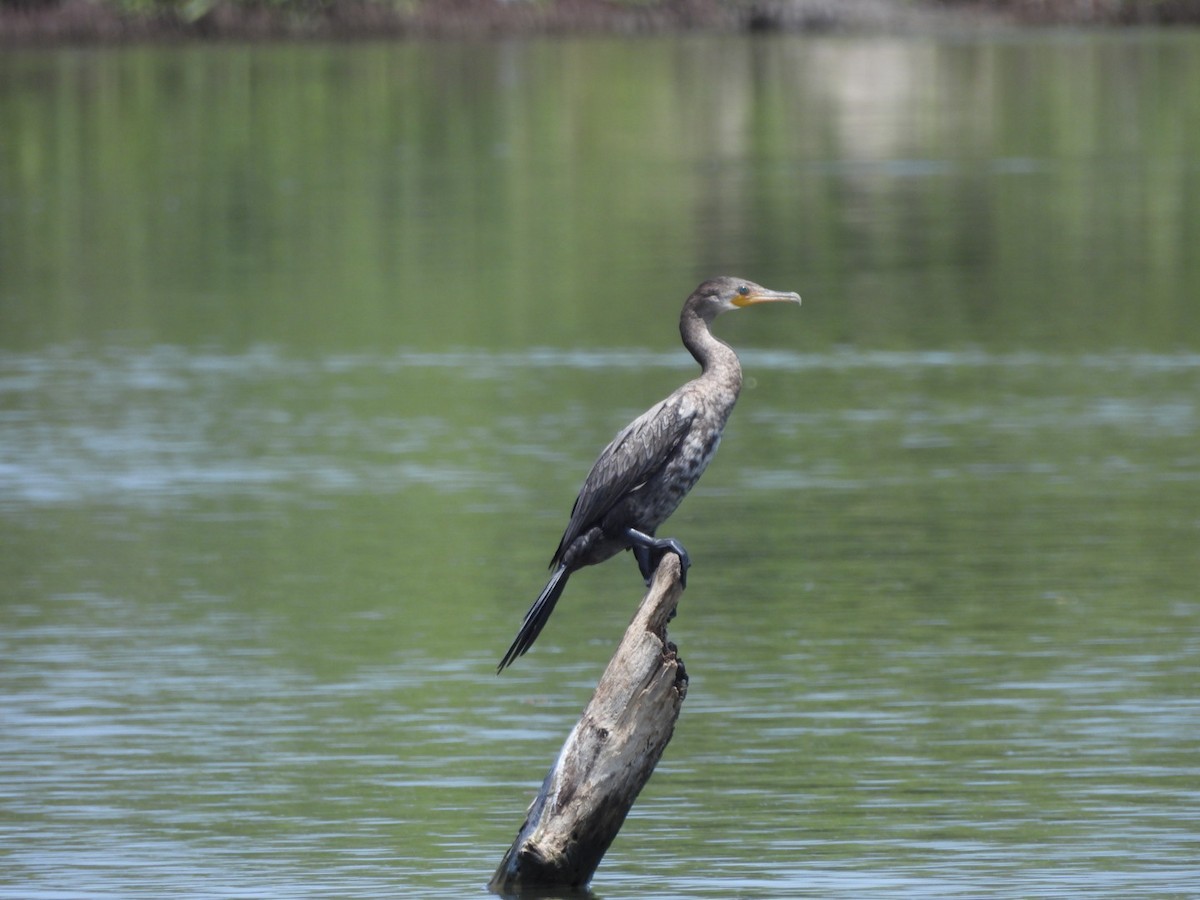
[497,277,801,671]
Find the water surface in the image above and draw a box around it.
[1,32,1199,899]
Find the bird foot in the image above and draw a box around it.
[626,528,690,589]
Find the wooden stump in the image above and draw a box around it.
[489,553,689,894]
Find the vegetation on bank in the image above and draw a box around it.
[1,0,1199,43]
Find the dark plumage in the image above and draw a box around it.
[497,276,801,671]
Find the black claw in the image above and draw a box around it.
[624,527,690,588]
[632,542,655,584]
[661,537,690,588]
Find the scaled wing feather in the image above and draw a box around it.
[551,397,693,567]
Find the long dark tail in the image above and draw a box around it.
[497,565,570,672]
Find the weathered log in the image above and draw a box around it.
[489,553,689,895]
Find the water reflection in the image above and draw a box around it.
[3,35,1199,354]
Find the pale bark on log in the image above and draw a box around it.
[489,553,689,894]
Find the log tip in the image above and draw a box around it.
[643,553,685,633]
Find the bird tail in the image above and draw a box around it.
[497,565,570,673]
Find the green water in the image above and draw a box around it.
[1,34,1198,899]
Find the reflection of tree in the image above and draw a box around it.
[1,37,1196,354]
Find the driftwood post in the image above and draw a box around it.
[490,553,689,894]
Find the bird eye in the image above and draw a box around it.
[738,284,750,295]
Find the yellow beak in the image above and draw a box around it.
[732,287,802,308]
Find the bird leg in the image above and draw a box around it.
[630,542,655,584]
[625,528,690,588]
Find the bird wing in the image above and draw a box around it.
[551,395,694,567]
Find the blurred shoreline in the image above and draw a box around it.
[3,0,1199,47]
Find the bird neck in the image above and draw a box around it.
[680,306,743,393]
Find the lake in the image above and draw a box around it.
[1,31,1198,899]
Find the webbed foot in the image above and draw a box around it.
[625,528,690,588]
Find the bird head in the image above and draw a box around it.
[689,277,802,320]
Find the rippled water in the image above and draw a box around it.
[3,30,1200,900]
[2,343,1198,897]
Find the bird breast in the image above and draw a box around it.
[633,384,736,528]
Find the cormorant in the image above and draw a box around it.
[497,276,801,671]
